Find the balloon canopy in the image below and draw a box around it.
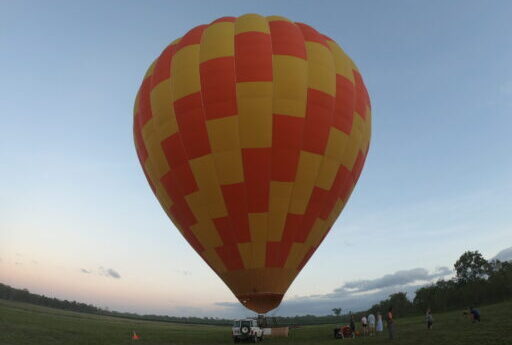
[133,14,371,314]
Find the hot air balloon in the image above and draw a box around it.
[133,14,371,314]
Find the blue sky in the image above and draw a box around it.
[1,1,511,317]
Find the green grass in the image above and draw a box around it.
[1,299,511,345]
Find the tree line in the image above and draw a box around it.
[354,250,512,321]
[1,250,510,325]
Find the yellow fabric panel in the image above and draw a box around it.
[249,213,268,242]
[141,120,170,178]
[268,182,294,241]
[206,116,240,152]
[190,220,223,249]
[284,243,306,269]
[150,81,179,140]
[325,127,349,162]
[143,159,173,211]
[304,219,327,248]
[238,242,253,269]
[199,22,234,63]
[202,249,227,273]
[250,241,266,269]
[188,155,227,218]
[185,191,230,248]
[237,82,273,148]
[212,150,244,185]
[235,13,270,34]
[326,40,356,84]
[272,55,307,118]
[289,151,323,214]
[340,114,364,171]
[266,15,292,23]
[305,42,336,96]
[315,157,340,190]
[171,45,200,101]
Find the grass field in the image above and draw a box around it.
[1,299,511,345]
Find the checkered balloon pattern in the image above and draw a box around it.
[134,14,371,313]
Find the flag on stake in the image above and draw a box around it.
[132,331,140,340]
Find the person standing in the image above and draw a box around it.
[361,315,368,336]
[376,312,384,334]
[368,313,376,336]
[426,308,433,330]
[387,306,395,340]
[350,315,356,336]
[469,307,481,322]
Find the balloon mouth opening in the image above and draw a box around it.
[237,293,284,314]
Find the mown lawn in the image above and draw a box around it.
[1,299,511,345]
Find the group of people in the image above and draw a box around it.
[348,307,393,338]
[339,305,481,341]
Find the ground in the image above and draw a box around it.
[1,299,511,345]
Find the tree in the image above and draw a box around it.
[454,251,489,284]
[332,308,342,317]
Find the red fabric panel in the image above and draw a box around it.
[271,148,300,182]
[268,21,306,59]
[169,200,197,229]
[138,78,153,126]
[221,183,251,243]
[176,25,207,50]
[182,229,204,253]
[172,164,199,195]
[297,187,328,242]
[173,92,212,159]
[133,118,148,164]
[297,246,316,270]
[272,115,304,181]
[319,165,351,219]
[351,151,366,184]
[354,70,370,118]
[212,16,236,23]
[161,170,184,200]
[161,133,188,169]
[151,44,177,86]
[234,32,273,82]
[200,57,237,119]
[216,244,244,270]
[333,74,355,134]
[265,214,301,268]
[295,23,330,49]
[242,148,271,213]
[303,89,335,154]
[213,217,236,245]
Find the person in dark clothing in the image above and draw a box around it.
[350,315,356,335]
[387,306,395,339]
[469,307,481,322]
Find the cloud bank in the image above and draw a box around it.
[215,266,453,317]
[493,246,512,262]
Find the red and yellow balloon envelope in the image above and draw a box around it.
[133,14,371,314]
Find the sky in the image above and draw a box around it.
[1,1,511,318]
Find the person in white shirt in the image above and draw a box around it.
[361,315,368,336]
[368,313,376,336]
[376,312,384,333]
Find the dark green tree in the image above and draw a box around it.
[454,251,489,283]
[332,307,342,317]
